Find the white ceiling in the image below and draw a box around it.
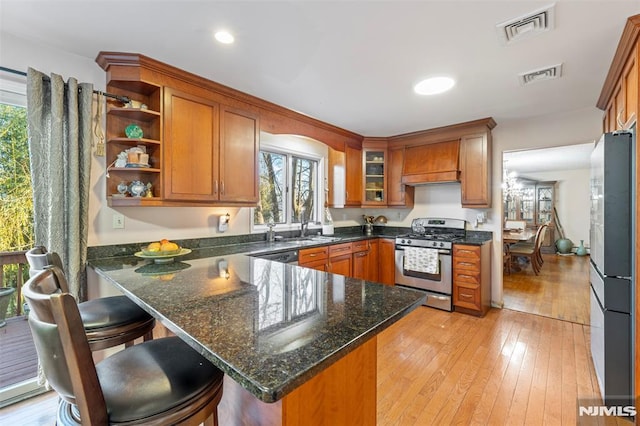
[504,142,594,174]
[1,1,639,137]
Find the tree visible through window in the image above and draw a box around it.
[0,103,33,250]
[0,102,34,316]
[254,150,318,227]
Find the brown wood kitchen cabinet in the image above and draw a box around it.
[361,139,387,207]
[387,145,414,208]
[327,243,353,276]
[352,240,378,282]
[328,144,363,208]
[599,16,639,132]
[164,88,219,201]
[298,246,328,271]
[345,144,363,207]
[164,88,259,203]
[98,63,163,206]
[452,243,491,317]
[459,133,492,208]
[378,238,396,285]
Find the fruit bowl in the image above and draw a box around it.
[135,248,192,264]
[140,247,182,256]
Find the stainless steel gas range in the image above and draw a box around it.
[395,218,466,311]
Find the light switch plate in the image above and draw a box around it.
[113,213,125,229]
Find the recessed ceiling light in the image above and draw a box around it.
[214,30,234,44]
[413,77,455,95]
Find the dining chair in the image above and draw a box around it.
[509,224,547,275]
[25,246,155,351]
[510,224,548,270]
[503,243,511,275]
[23,267,224,426]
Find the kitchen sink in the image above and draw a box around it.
[278,236,342,243]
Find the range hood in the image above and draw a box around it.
[401,140,460,185]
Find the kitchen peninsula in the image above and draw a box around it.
[90,250,425,425]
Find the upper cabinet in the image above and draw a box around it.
[598,15,640,132]
[97,52,259,207]
[459,132,492,208]
[164,90,259,203]
[387,145,414,208]
[345,144,362,207]
[218,106,259,203]
[362,139,387,207]
[97,53,493,209]
[163,88,219,201]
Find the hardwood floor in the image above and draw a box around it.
[503,253,591,325]
[377,307,629,426]
[0,301,628,425]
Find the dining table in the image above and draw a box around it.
[503,228,535,273]
[89,248,425,425]
[503,228,535,244]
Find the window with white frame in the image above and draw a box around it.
[254,145,322,230]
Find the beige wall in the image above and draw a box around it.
[521,168,591,249]
[2,32,605,306]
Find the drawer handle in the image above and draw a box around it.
[459,274,474,279]
[308,253,318,257]
[460,294,473,299]
[459,262,475,266]
[334,247,350,252]
[356,252,367,257]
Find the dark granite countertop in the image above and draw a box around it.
[89,250,425,403]
[454,230,493,245]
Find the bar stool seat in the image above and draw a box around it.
[24,267,224,425]
[25,246,154,350]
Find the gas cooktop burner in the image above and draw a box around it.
[395,218,467,249]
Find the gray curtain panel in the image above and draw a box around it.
[26,68,92,300]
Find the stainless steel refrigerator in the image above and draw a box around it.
[589,130,634,406]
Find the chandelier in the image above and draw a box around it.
[502,161,522,201]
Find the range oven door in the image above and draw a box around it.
[394,246,452,311]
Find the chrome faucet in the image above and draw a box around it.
[266,221,275,242]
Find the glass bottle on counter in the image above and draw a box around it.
[322,205,334,235]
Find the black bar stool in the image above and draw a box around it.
[25,246,154,351]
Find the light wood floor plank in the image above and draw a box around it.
[504,253,590,325]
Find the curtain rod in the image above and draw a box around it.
[0,66,131,104]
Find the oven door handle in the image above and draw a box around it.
[395,247,451,255]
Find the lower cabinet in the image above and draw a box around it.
[352,240,379,282]
[452,243,491,316]
[299,238,390,283]
[299,246,328,271]
[328,243,353,275]
[378,238,395,285]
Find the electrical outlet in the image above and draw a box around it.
[112,213,125,229]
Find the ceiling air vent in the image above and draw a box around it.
[519,64,563,85]
[496,4,555,44]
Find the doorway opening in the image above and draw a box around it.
[501,144,592,324]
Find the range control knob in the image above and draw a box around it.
[400,239,406,244]
[406,239,412,245]
[439,242,444,247]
